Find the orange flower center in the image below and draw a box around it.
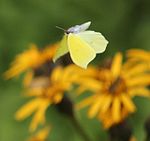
[100,77,127,95]
[108,77,127,95]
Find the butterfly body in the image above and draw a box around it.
[53,21,108,68]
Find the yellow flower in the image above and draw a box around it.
[23,70,34,87]
[126,49,150,62]
[41,44,58,63]
[15,97,50,132]
[15,65,77,132]
[4,44,57,79]
[126,49,150,70]
[27,126,50,141]
[77,52,150,128]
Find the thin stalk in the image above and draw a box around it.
[69,116,92,141]
[56,95,92,141]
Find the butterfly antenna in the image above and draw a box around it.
[56,26,67,32]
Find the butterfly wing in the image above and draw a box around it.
[53,35,69,62]
[67,21,91,33]
[79,21,91,32]
[68,33,96,68]
[77,31,108,53]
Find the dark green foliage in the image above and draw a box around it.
[0,0,150,141]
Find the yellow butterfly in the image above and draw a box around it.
[53,21,108,68]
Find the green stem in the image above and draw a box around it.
[56,95,92,141]
[69,116,92,141]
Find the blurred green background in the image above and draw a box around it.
[0,0,150,141]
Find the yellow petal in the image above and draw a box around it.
[112,97,121,122]
[88,95,103,118]
[61,65,80,82]
[23,71,34,87]
[4,45,41,79]
[4,65,26,79]
[123,59,137,70]
[111,52,122,79]
[123,63,150,78]
[120,94,136,112]
[98,109,114,129]
[50,66,62,82]
[76,95,96,110]
[77,78,102,92]
[127,49,150,61]
[29,99,50,132]
[36,126,50,140]
[128,87,150,97]
[15,98,41,120]
[25,87,44,97]
[53,93,63,104]
[41,44,57,61]
[27,126,50,141]
[100,95,112,113]
[126,74,150,87]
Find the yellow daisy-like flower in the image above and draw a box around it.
[4,44,57,79]
[27,126,50,141]
[126,49,150,63]
[16,97,50,132]
[125,49,150,70]
[77,52,150,128]
[15,65,76,132]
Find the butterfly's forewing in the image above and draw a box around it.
[77,31,108,53]
[53,35,69,62]
[78,21,91,32]
[68,33,96,68]
[67,21,91,33]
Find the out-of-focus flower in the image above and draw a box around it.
[23,70,34,87]
[27,126,50,141]
[77,52,150,128]
[126,49,150,69]
[4,44,57,79]
[15,96,50,132]
[130,136,137,141]
[126,49,150,63]
[15,65,79,132]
